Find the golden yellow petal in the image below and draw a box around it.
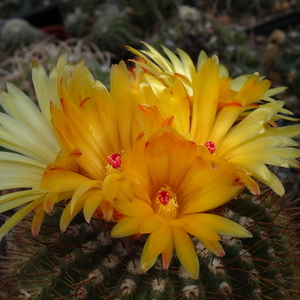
[40,168,90,192]
[100,200,115,221]
[161,238,174,270]
[191,57,219,143]
[172,226,199,279]
[70,180,100,214]
[181,215,221,241]
[189,214,252,238]
[31,205,46,237]
[198,239,225,257]
[113,198,153,217]
[139,214,165,234]
[83,190,104,223]
[43,192,60,213]
[182,186,242,215]
[110,216,144,238]
[237,171,260,195]
[60,193,89,232]
[140,222,171,273]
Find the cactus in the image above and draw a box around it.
[1,185,299,299]
[65,8,89,38]
[89,7,140,55]
[0,18,46,55]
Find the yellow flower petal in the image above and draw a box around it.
[0,190,44,213]
[83,190,104,223]
[172,226,199,279]
[111,216,144,238]
[0,199,42,240]
[140,222,171,273]
[198,239,225,257]
[31,205,46,237]
[182,186,242,215]
[191,57,219,143]
[40,168,91,192]
[237,171,260,195]
[70,180,100,214]
[161,238,174,270]
[188,214,252,238]
[60,192,90,232]
[100,200,114,221]
[102,172,123,202]
[113,198,153,217]
[139,214,165,234]
[181,215,221,241]
[43,192,60,213]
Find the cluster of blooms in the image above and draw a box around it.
[0,43,299,279]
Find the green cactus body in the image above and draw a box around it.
[1,187,299,300]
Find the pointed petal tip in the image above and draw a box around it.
[84,216,91,224]
[186,268,199,280]
[31,228,39,238]
[215,248,226,257]
[140,262,150,275]
[32,60,39,68]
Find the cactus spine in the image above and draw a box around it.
[1,185,299,300]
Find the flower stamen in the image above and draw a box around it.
[108,153,122,169]
[205,140,217,154]
[154,185,178,220]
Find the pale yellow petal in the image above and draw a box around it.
[0,199,42,240]
[0,190,44,213]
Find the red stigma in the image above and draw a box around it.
[205,140,217,154]
[158,190,170,205]
[108,153,122,168]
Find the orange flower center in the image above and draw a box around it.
[205,140,217,154]
[108,153,122,168]
[153,185,178,220]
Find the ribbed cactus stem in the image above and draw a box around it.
[0,186,299,300]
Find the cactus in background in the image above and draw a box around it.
[1,185,299,299]
[89,5,140,55]
[65,8,89,38]
[0,18,46,54]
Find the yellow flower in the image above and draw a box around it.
[127,43,300,195]
[39,60,132,229]
[0,59,64,239]
[0,55,137,237]
[111,129,252,279]
[39,56,166,231]
[0,53,177,238]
